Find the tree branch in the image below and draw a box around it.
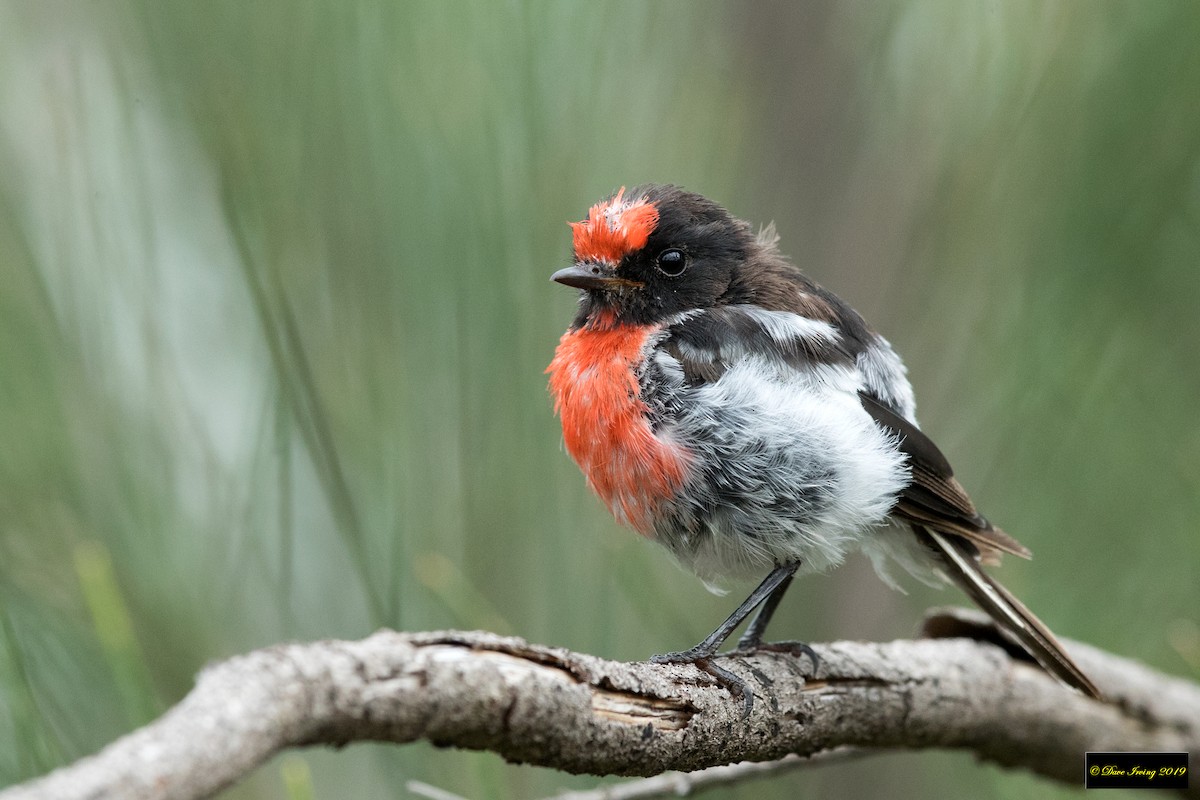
[2,609,1196,800]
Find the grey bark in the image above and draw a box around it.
[2,609,1196,800]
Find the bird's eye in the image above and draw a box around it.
[655,248,687,276]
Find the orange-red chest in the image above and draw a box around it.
[547,321,691,534]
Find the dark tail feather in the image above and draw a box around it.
[916,525,1102,699]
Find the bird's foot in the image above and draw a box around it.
[649,649,754,717]
[733,636,821,673]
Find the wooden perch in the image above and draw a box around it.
[2,608,1196,800]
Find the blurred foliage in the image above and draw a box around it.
[0,2,1196,798]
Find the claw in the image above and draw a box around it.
[734,638,821,673]
[649,645,714,665]
[649,650,755,717]
[699,658,754,717]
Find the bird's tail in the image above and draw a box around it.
[916,525,1102,699]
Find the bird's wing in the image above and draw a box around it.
[857,390,1031,560]
[855,360,1102,697]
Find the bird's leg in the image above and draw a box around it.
[733,566,820,669]
[648,562,801,716]
[734,569,795,649]
[651,562,799,662]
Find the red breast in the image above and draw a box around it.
[547,314,691,534]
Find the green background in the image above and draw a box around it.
[1,2,1197,798]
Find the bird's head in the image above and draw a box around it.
[552,185,763,327]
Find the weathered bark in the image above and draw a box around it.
[2,609,1196,800]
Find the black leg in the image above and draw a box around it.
[733,567,820,671]
[735,569,795,650]
[650,562,799,663]
[648,562,801,716]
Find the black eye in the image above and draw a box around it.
[655,248,687,276]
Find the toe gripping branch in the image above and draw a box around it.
[647,562,819,716]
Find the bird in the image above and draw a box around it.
[546,184,1100,712]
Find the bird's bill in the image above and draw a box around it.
[550,262,644,291]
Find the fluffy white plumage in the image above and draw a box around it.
[641,306,915,587]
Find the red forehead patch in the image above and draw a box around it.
[570,187,659,263]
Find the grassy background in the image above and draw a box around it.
[1,2,1197,798]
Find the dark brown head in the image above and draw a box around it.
[552,185,776,327]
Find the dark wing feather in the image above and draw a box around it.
[858,391,1031,560]
[860,385,1100,698]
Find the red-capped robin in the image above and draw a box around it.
[547,184,1100,712]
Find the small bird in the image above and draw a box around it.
[547,184,1100,711]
